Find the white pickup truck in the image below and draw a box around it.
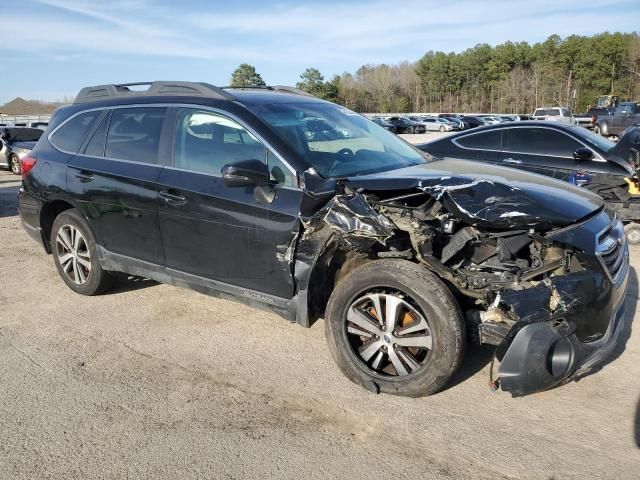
[531,107,576,125]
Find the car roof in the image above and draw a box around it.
[225,88,327,105]
[439,120,578,138]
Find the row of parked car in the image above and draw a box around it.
[371,113,533,134]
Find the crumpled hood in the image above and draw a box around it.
[343,158,604,230]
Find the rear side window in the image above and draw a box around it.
[502,128,581,156]
[83,111,111,157]
[456,130,501,150]
[51,111,100,153]
[105,107,167,164]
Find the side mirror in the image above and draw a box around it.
[222,159,269,187]
[573,147,594,161]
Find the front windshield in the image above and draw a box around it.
[249,102,428,178]
[571,126,615,153]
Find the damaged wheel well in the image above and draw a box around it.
[306,241,371,324]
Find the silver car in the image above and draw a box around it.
[411,116,458,132]
[532,107,576,125]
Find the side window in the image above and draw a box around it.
[175,108,295,186]
[105,107,167,164]
[175,109,264,176]
[83,110,111,157]
[51,111,101,153]
[456,130,501,149]
[503,128,581,156]
[267,150,294,187]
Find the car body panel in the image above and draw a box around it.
[417,122,634,181]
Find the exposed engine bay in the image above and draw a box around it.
[300,171,628,395]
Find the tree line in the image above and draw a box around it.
[229,32,640,114]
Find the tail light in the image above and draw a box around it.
[20,155,37,178]
[591,115,597,125]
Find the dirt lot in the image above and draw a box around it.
[0,169,639,479]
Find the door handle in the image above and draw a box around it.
[502,158,522,165]
[74,170,94,181]
[159,189,187,206]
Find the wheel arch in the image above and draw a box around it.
[293,233,374,327]
[40,199,78,253]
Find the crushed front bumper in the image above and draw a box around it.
[497,257,629,396]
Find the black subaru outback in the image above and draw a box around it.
[18,81,629,397]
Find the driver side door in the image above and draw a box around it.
[157,107,303,299]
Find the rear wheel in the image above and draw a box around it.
[51,209,115,295]
[325,260,465,397]
[9,154,20,175]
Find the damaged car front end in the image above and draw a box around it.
[300,159,629,396]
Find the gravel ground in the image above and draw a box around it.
[400,131,452,144]
[0,170,639,479]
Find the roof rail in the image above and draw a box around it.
[73,81,236,104]
[221,85,316,98]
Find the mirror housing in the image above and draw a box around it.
[222,159,270,187]
[573,147,594,161]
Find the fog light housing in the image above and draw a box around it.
[547,338,574,378]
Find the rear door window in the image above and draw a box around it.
[456,130,501,150]
[51,111,101,153]
[105,107,167,164]
[502,128,581,156]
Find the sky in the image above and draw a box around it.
[1,0,639,103]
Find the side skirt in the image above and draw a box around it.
[97,246,298,323]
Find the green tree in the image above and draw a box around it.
[229,63,266,87]
[296,67,327,97]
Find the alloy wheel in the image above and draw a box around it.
[345,290,432,377]
[56,224,91,284]
[10,154,20,175]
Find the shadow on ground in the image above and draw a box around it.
[444,344,495,391]
[635,395,640,448]
[107,274,159,295]
[0,185,19,218]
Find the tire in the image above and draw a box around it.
[595,123,608,137]
[51,208,115,295]
[439,126,446,132]
[624,223,640,245]
[325,260,465,397]
[9,154,21,175]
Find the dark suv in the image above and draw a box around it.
[18,82,629,397]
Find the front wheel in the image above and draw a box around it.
[9,154,21,175]
[439,125,446,132]
[325,260,465,397]
[51,208,115,295]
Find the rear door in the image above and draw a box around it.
[65,106,168,264]
[157,107,303,299]
[499,127,586,179]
